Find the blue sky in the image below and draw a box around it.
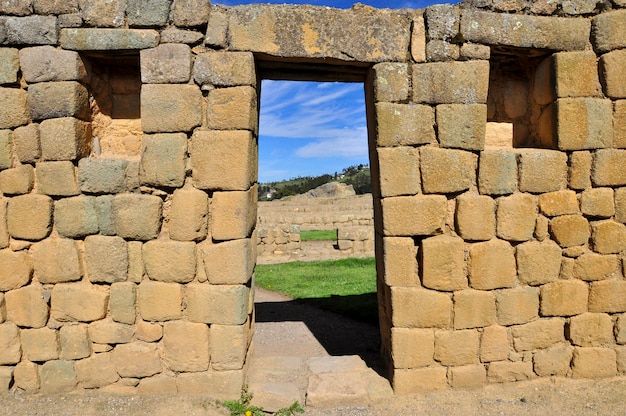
[217,0,443,182]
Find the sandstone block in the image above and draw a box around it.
[573,253,619,281]
[377,146,420,197]
[556,98,613,150]
[135,320,162,343]
[211,324,247,371]
[36,161,81,197]
[28,81,89,121]
[592,221,626,254]
[60,28,159,50]
[95,196,115,236]
[480,325,509,363]
[411,15,426,63]
[88,319,133,345]
[592,9,626,54]
[0,164,34,195]
[571,347,617,378]
[138,374,177,394]
[51,283,108,322]
[434,329,479,366]
[78,158,129,194]
[554,51,601,98]
[111,341,161,378]
[454,290,496,330]
[455,194,495,241]
[0,323,21,365]
[7,194,52,241]
[391,287,451,329]
[137,281,182,321]
[194,52,256,87]
[0,293,4,323]
[420,147,475,194]
[0,129,11,170]
[534,345,573,377]
[538,190,579,217]
[19,46,85,83]
[550,215,590,247]
[202,239,253,285]
[211,187,256,241]
[426,40,460,62]
[0,249,32,291]
[0,0,32,16]
[412,61,489,104]
[478,150,517,195]
[140,44,191,84]
[13,361,39,392]
[390,328,434,368]
[393,367,447,394]
[375,103,435,147]
[143,240,196,283]
[569,151,592,190]
[186,283,249,325]
[172,0,210,26]
[0,48,18,85]
[75,353,119,389]
[518,151,568,193]
[614,101,626,150]
[487,361,534,383]
[39,117,90,161]
[0,88,29,128]
[516,240,562,286]
[496,193,537,242]
[425,4,459,40]
[511,318,564,351]
[0,198,6,249]
[127,241,143,283]
[207,86,257,131]
[581,188,614,218]
[437,104,486,150]
[85,235,128,284]
[169,188,209,242]
[468,239,516,290]
[109,283,135,325]
[21,327,59,362]
[141,84,202,133]
[79,0,124,27]
[140,133,187,187]
[163,321,210,372]
[32,238,82,283]
[204,11,228,47]
[191,130,255,191]
[421,235,466,291]
[449,365,486,389]
[2,15,58,45]
[382,237,419,287]
[382,195,446,237]
[59,324,91,360]
[496,287,539,326]
[373,63,409,103]
[5,284,48,328]
[568,313,613,347]
[593,149,626,187]
[127,0,172,27]
[617,315,626,345]
[540,280,588,317]
[112,194,162,241]
[54,196,99,238]
[40,361,76,393]
[589,280,626,313]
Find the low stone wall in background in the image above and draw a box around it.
[256,224,301,255]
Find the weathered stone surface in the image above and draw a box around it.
[1,16,58,45]
[162,321,209,372]
[111,341,161,378]
[127,0,172,27]
[59,324,91,360]
[461,10,589,51]
[421,235,466,291]
[141,84,202,133]
[511,318,564,351]
[88,319,133,345]
[426,40,459,62]
[571,347,617,378]
[140,44,191,84]
[0,129,11,170]
[393,367,447,394]
[478,150,517,195]
[36,161,80,196]
[592,9,626,54]
[556,98,613,151]
[84,235,128,283]
[391,328,434,368]
[135,320,162,342]
[78,158,128,194]
[228,5,409,63]
[382,237,419,287]
[143,240,196,283]
[0,198,6,249]
[137,281,182,321]
[375,103,435,147]
[413,61,489,104]
[373,63,409,103]
[573,253,619,281]
[534,345,573,377]
[194,52,256,87]
[588,280,626,313]
[191,130,255,191]
[411,15,426,63]
[13,361,39,392]
[204,11,228,47]
[140,133,187,187]
[518,150,568,193]
[0,164,34,195]
[434,329,479,366]
[468,239,516,290]
[75,353,119,389]
[171,0,210,27]
[616,101,626,149]
[7,194,52,241]
[0,322,20,365]
[538,190,579,217]
[540,280,588,317]
[5,284,48,328]
[592,221,626,254]
[0,249,32,291]
[19,46,85,83]
[211,187,257,241]
[0,48,18,84]
[0,0,32,16]
[39,117,90,161]
[487,361,534,383]
[496,287,539,326]
[109,283,135,325]
[593,149,626,187]
[32,238,81,283]
[449,365,486,389]
[496,193,536,242]
[581,188,614,218]
[40,361,76,393]
[391,287,451,329]
[480,325,509,363]
[554,51,601,98]
[568,313,613,347]
[517,240,562,286]
[28,81,89,121]
[454,289,496,330]
[437,104,486,150]
[138,374,177,393]
[207,86,257,131]
[168,188,208,242]
[51,283,108,322]
[569,151,592,190]
[186,284,249,325]
[21,327,59,362]
[202,239,252,285]
[78,0,124,27]
[13,124,39,163]
[54,196,98,238]
[550,215,590,247]
[112,194,162,241]
[377,146,420,198]
[60,29,159,50]
[420,147,475,194]
[0,88,28,129]
[127,241,143,283]
[617,315,626,345]
[382,195,446,237]
[211,324,247,371]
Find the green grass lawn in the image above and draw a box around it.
[300,229,337,241]
[254,257,378,324]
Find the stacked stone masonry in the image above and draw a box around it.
[0,0,625,399]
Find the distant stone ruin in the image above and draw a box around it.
[0,0,625,399]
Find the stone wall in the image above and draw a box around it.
[0,0,625,398]
[256,224,301,255]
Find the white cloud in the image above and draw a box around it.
[294,127,369,158]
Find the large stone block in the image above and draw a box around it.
[201,239,253,285]
[480,325,509,363]
[538,190,579,217]
[85,235,128,283]
[454,289,496,330]
[516,240,561,286]
[78,0,124,27]
[411,15,426,63]
[556,98,613,150]
[207,86,257,131]
[75,353,119,389]
[450,365,486,389]
[592,149,626,187]
[210,187,256,241]
[377,146,420,197]
[571,347,617,378]
[421,235,466,291]
[21,327,59,362]
[143,240,196,283]
[54,196,99,238]
[0,164,34,195]
[88,319,133,345]
[592,9,626,54]
[436,104,486,150]
[1,16,58,46]
[382,237,419,287]
[33,0,79,15]
[420,147,475,194]
[461,10,589,51]
[211,324,248,371]
[228,5,409,63]
[186,283,249,325]
[0,198,6,249]
[569,151,592,190]
[573,253,619,281]
[0,249,32,291]
[518,150,568,193]
[0,48,18,85]
[550,215,590,247]
[141,84,202,133]
[0,322,20,365]
[112,194,162,241]
[540,280,588,317]
[78,158,129,194]
[391,328,434,368]
[496,287,539,326]
[138,374,177,394]
[51,283,108,322]
[591,220,626,254]
[0,129,11,170]
[534,345,573,377]
[127,0,172,26]
[13,361,39,392]
[615,101,626,149]
[109,282,136,325]
[393,367,447,394]
[40,360,76,393]
[13,124,39,164]
[468,239,516,290]
[60,28,159,50]
[7,194,52,241]
[568,313,613,347]
[36,161,80,196]
[32,238,82,283]
[5,284,48,328]
[193,52,256,87]
[162,321,210,372]
[140,44,191,84]
[434,329,479,366]
[172,0,210,27]
[477,150,517,195]
[111,341,161,378]
[554,51,601,98]
[0,88,29,129]
[373,63,409,103]
[588,280,626,313]
[382,195,446,237]
[19,46,85,83]
[412,57,489,104]
[59,324,90,360]
[375,103,435,147]
[0,0,32,16]
[139,133,187,188]
[487,361,534,383]
[137,281,182,321]
[391,287,451,329]
[191,130,255,191]
[496,193,537,242]
[511,318,564,351]
[168,188,208,242]
[39,117,91,161]
[28,81,89,121]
